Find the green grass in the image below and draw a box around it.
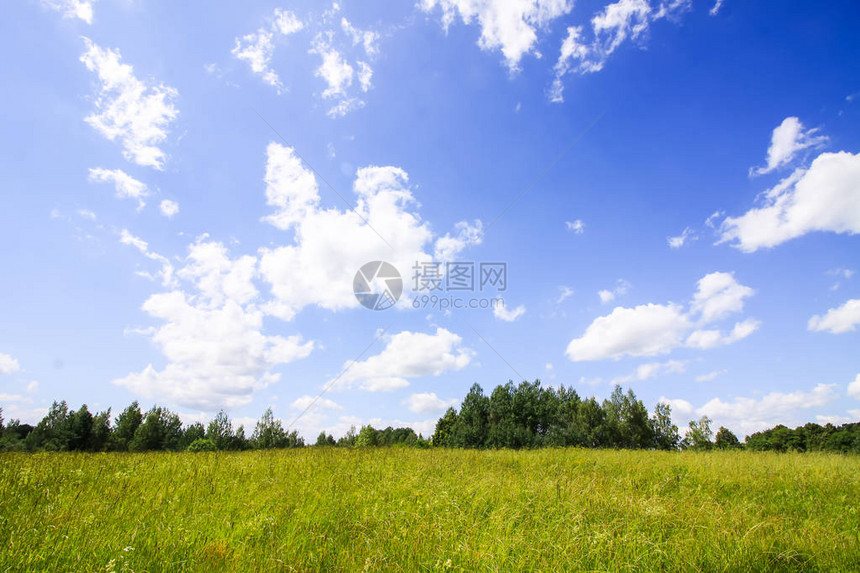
[1,449,858,572]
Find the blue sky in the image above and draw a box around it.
[1,0,859,439]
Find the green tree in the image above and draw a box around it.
[252,408,287,449]
[450,383,489,447]
[129,406,183,451]
[356,425,379,447]
[206,410,235,450]
[315,431,336,446]
[26,401,72,451]
[684,416,714,450]
[68,404,94,451]
[90,409,112,452]
[714,426,741,449]
[180,422,205,450]
[432,407,458,447]
[651,402,680,450]
[110,401,142,451]
[187,438,217,452]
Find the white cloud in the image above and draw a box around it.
[26,380,39,394]
[568,272,757,361]
[258,143,480,320]
[77,209,97,221]
[291,395,343,412]
[667,226,695,248]
[551,0,690,101]
[565,219,585,234]
[434,220,484,261]
[311,33,367,117]
[827,267,854,290]
[0,353,20,375]
[720,151,860,252]
[341,17,379,57]
[658,396,694,416]
[80,38,178,170]
[685,318,760,349]
[751,117,828,176]
[698,383,838,435]
[808,299,860,334]
[612,359,686,384]
[568,303,691,361]
[160,199,179,218]
[598,279,630,304]
[709,0,725,15]
[404,392,458,414]
[88,168,148,209]
[695,369,727,383]
[494,302,526,322]
[690,271,754,324]
[115,237,314,410]
[421,0,574,71]
[120,229,176,287]
[334,328,473,392]
[41,0,93,24]
[849,374,860,400]
[232,8,304,93]
[556,286,574,304]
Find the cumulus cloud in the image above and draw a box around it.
[258,142,481,320]
[494,301,526,322]
[291,395,343,412]
[751,117,829,176]
[421,0,574,71]
[404,392,459,414]
[551,0,690,102]
[80,38,178,170]
[334,328,473,392]
[612,359,686,384]
[567,272,757,361]
[88,168,148,209]
[232,8,304,93]
[848,374,860,400]
[697,383,838,435]
[0,353,20,375]
[657,396,693,416]
[567,303,691,361]
[719,151,860,252]
[115,237,313,410]
[808,299,860,334]
[41,0,93,23]
[690,271,755,324]
[159,199,179,218]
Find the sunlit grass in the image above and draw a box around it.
[1,449,858,571]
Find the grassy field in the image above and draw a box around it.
[1,449,858,572]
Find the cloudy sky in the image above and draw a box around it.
[1,0,859,438]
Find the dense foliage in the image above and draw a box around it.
[2,380,858,453]
[432,381,679,450]
[745,422,860,453]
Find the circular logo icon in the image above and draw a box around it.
[353,261,403,310]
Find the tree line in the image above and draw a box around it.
[1,380,858,453]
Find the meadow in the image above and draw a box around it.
[1,448,858,572]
